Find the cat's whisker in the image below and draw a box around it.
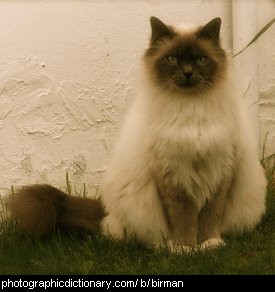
[144,79,175,95]
[201,81,214,93]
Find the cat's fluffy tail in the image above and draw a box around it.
[9,184,106,237]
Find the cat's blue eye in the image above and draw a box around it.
[196,56,208,65]
[167,55,178,65]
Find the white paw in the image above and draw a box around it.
[199,238,225,250]
[167,240,196,254]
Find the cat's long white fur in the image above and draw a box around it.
[100,25,266,248]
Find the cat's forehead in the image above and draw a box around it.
[160,33,209,57]
[156,26,217,59]
[172,23,198,35]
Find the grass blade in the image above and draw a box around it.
[65,172,72,195]
[233,18,275,57]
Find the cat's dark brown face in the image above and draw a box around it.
[144,17,227,94]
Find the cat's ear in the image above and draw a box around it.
[198,17,221,42]
[150,16,174,43]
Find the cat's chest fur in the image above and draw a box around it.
[148,98,236,207]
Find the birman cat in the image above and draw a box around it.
[10,17,266,252]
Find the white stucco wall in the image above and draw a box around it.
[0,0,273,195]
[232,0,275,157]
[256,0,275,157]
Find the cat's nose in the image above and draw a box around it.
[183,72,193,80]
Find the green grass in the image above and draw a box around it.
[0,163,274,275]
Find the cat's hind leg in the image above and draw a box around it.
[101,176,170,248]
[221,155,266,234]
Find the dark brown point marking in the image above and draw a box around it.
[10,184,106,237]
[144,17,227,95]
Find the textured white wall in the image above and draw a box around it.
[0,0,232,194]
[0,0,272,196]
[256,0,275,157]
[232,0,275,157]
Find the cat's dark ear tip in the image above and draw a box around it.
[213,17,222,25]
[150,16,159,23]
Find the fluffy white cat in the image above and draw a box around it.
[11,17,266,252]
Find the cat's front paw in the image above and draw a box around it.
[199,237,225,250]
[167,240,196,254]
